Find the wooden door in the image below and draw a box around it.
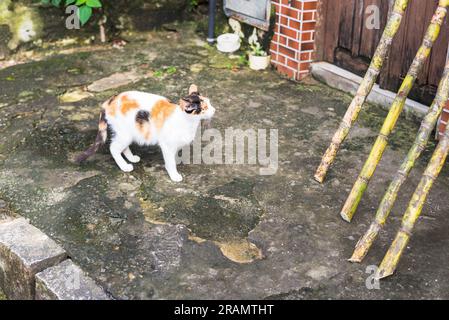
[316,0,449,106]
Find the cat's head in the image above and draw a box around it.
[179,84,215,120]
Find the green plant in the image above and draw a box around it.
[166,66,177,75]
[188,0,199,11]
[39,0,102,25]
[153,70,164,78]
[249,42,266,56]
[238,54,248,67]
[153,66,177,78]
[248,28,267,57]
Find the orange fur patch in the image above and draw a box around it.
[137,123,151,141]
[104,95,118,117]
[120,95,140,114]
[151,99,177,130]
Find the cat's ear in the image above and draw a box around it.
[179,98,190,111]
[189,84,198,95]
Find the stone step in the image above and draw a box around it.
[35,259,110,300]
[0,218,67,299]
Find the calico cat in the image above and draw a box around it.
[76,84,215,182]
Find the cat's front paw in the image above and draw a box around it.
[120,163,134,172]
[128,155,141,163]
[168,172,183,182]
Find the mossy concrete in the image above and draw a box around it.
[1,23,449,299]
[0,0,189,59]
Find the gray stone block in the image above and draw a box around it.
[310,62,429,118]
[35,259,109,300]
[0,218,67,300]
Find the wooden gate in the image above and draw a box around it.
[315,0,449,105]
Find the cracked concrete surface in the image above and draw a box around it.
[1,22,449,299]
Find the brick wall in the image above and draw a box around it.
[270,0,318,80]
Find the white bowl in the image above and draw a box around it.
[216,33,241,53]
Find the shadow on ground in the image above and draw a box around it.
[1,22,449,299]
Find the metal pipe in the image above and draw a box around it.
[207,0,217,44]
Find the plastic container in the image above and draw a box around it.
[217,33,241,53]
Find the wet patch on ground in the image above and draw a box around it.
[140,176,265,263]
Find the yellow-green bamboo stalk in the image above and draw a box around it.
[341,0,449,223]
[314,0,410,184]
[350,50,449,262]
[376,121,449,279]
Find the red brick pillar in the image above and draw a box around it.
[270,0,318,80]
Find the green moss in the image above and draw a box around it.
[358,104,420,151]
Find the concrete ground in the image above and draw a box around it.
[1,22,449,300]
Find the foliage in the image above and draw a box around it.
[238,54,248,67]
[154,66,177,78]
[249,42,266,57]
[248,28,266,57]
[188,0,199,11]
[39,0,102,25]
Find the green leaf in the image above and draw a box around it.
[65,0,76,5]
[41,0,51,5]
[75,0,87,5]
[78,5,92,25]
[166,66,177,75]
[86,0,102,8]
[51,0,62,6]
[153,70,164,78]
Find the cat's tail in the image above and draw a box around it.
[75,109,108,163]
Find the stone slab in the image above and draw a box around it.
[35,259,109,300]
[311,61,429,118]
[87,71,142,93]
[0,218,67,299]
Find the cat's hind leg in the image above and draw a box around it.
[123,147,141,163]
[110,139,134,172]
[160,143,182,182]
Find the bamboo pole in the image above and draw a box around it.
[376,119,449,279]
[341,1,449,223]
[350,52,449,263]
[314,0,410,184]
